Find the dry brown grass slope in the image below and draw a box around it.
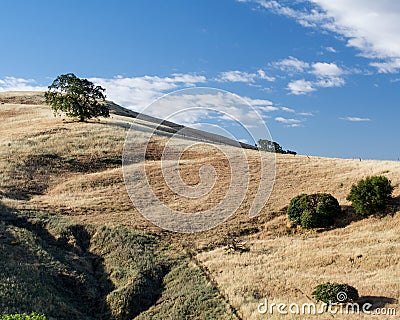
[1,92,399,319]
[0,92,237,319]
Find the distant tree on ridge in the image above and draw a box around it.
[257,139,296,155]
[45,73,109,122]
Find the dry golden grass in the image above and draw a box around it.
[1,92,399,318]
[197,213,400,319]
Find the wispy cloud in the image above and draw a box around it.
[370,58,400,74]
[89,73,206,111]
[340,116,371,122]
[2,73,308,130]
[275,116,304,127]
[271,56,309,73]
[315,77,345,88]
[287,79,316,95]
[91,74,290,127]
[272,56,346,92]
[281,107,295,113]
[0,77,47,91]
[257,69,276,81]
[286,123,302,128]
[311,62,345,88]
[216,70,256,83]
[325,46,336,53]
[311,62,343,77]
[168,73,207,85]
[240,0,400,73]
[244,97,279,112]
[216,69,275,82]
[275,116,302,124]
[298,112,314,116]
[312,1,400,63]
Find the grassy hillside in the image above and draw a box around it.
[0,92,399,319]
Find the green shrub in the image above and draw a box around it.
[1,313,46,320]
[347,175,394,216]
[287,193,341,229]
[312,282,359,304]
[300,209,317,229]
[287,194,307,225]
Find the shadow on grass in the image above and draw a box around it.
[0,202,114,319]
[2,152,121,201]
[334,195,400,229]
[388,195,400,215]
[358,296,398,310]
[333,205,365,228]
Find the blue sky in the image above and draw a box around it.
[1,0,399,160]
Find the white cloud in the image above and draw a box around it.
[0,77,47,91]
[275,116,304,127]
[89,73,206,111]
[287,123,302,128]
[169,73,207,85]
[245,0,331,30]
[256,106,277,113]
[340,116,371,122]
[272,56,309,72]
[370,58,400,73]
[2,72,305,133]
[325,46,336,53]
[311,62,345,88]
[311,62,343,77]
[281,107,295,113]
[217,70,256,83]
[257,69,276,81]
[298,112,313,116]
[216,69,275,82]
[275,117,302,124]
[86,73,300,130]
[90,75,283,129]
[243,0,400,73]
[315,77,345,88]
[311,0,400,60]
[244,97,273,106]
[287,79,315,95]
[243,97,279,113]
[272,57,346,92]
[145,91,272,129]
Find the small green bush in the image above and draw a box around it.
[287,193,341,229]
[300,209,316,229]
[287,194,307,225]
[312,282,359,304]
[1,313,46,320]
[347,175,394,216]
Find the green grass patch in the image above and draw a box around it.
[0,204,233,319]
[136,259,234,320]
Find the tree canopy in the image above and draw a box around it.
[45,73,109,122]
[347,175,394,215]
[257,139,296,155]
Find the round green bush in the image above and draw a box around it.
[287,194,307,225]
[287,193,341,229]
[347,175,394,216]
[312,282,359,304]
[300,209,317,229]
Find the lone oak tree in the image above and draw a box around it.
[45,73,109,122]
